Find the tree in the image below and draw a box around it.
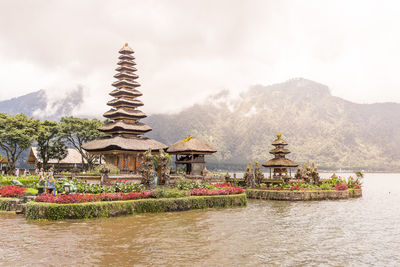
[36,120,67,170]
[0,113,39,171]
[59,116,105,170]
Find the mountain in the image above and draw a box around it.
[0,87,83,120]
[145,78,400,171]
[0,90,47,116]
[1,78,400,171]
[0,87,84,169]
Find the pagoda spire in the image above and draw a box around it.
[262,133,298,179]
[99,43,152,136]
[82,43,167,174]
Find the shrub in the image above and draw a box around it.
[334,183,348,191]
[73,180,143,194]
[24,188,38,196]
[0,185,26,197]
[190,187,244,196]
[213,182,234,188]
[154,188,189,198]
[289,184,303,191]
[176,178,202,190]
[35,191,155,204]
[0,176,39,188]
[353,184,361,189]
[319,183,332,190]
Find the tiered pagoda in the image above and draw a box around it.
[262,133,298,178]
[83,43,167,173]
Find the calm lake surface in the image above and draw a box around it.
[1,173,400,266]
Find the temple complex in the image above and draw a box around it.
[262,133,298,178]
[83,43,167,173]
[167,136,217,176]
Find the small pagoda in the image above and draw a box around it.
[262,133,298,179]
[167,136,217,176]
[83,43,167,173]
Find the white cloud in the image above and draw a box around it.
[1,0,400,117]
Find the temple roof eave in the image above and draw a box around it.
[82,136,168,153]
[112,80,141,88]
[107,98,144,107]
[262,158,298,168]
[99,121,152,132]
[109,88,143,97]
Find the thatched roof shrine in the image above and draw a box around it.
[167,136,216,176]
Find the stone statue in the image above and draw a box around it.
[311,163,320,185]
[243,162,255,188]
[303,164,312,183]
[295,166,303,180]
[99,164,110,185]
[140,148,155,189]
[158,149,170,186]
[253,161,264,185]
[283,172,291,183]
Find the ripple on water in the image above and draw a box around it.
[1,173,400,266]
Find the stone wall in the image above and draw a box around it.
[246,189,362,201]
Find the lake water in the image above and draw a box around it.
[1,173,399,266]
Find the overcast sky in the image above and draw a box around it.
[0,0,399,116]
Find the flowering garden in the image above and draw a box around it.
[257,175,363,191]
[32,182,245,204]
[0,172,363,220]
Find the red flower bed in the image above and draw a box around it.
[353,184,361,189]
[213,182,234,188]
[289,184,304,191]
[190,187,244,196]
[334,183,348,191]
[0,185,26,197]
[35,191,155,204]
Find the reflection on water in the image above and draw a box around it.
[1,173,400,266]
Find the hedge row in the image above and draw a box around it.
[0,198,12,210]
[25,193,247,220]
[0,177,38,188]
[246,189,362,201]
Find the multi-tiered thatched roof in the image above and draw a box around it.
[83,43,167,153]
[262,133,298,169]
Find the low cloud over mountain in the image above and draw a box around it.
[2,78,399,171]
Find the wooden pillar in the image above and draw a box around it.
[133,155,136,173]
[121,154,125,171]
[135,154,140,172]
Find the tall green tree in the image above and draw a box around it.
[59,116,104,170]
[0,113,39,171]
[36,120,67,170]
